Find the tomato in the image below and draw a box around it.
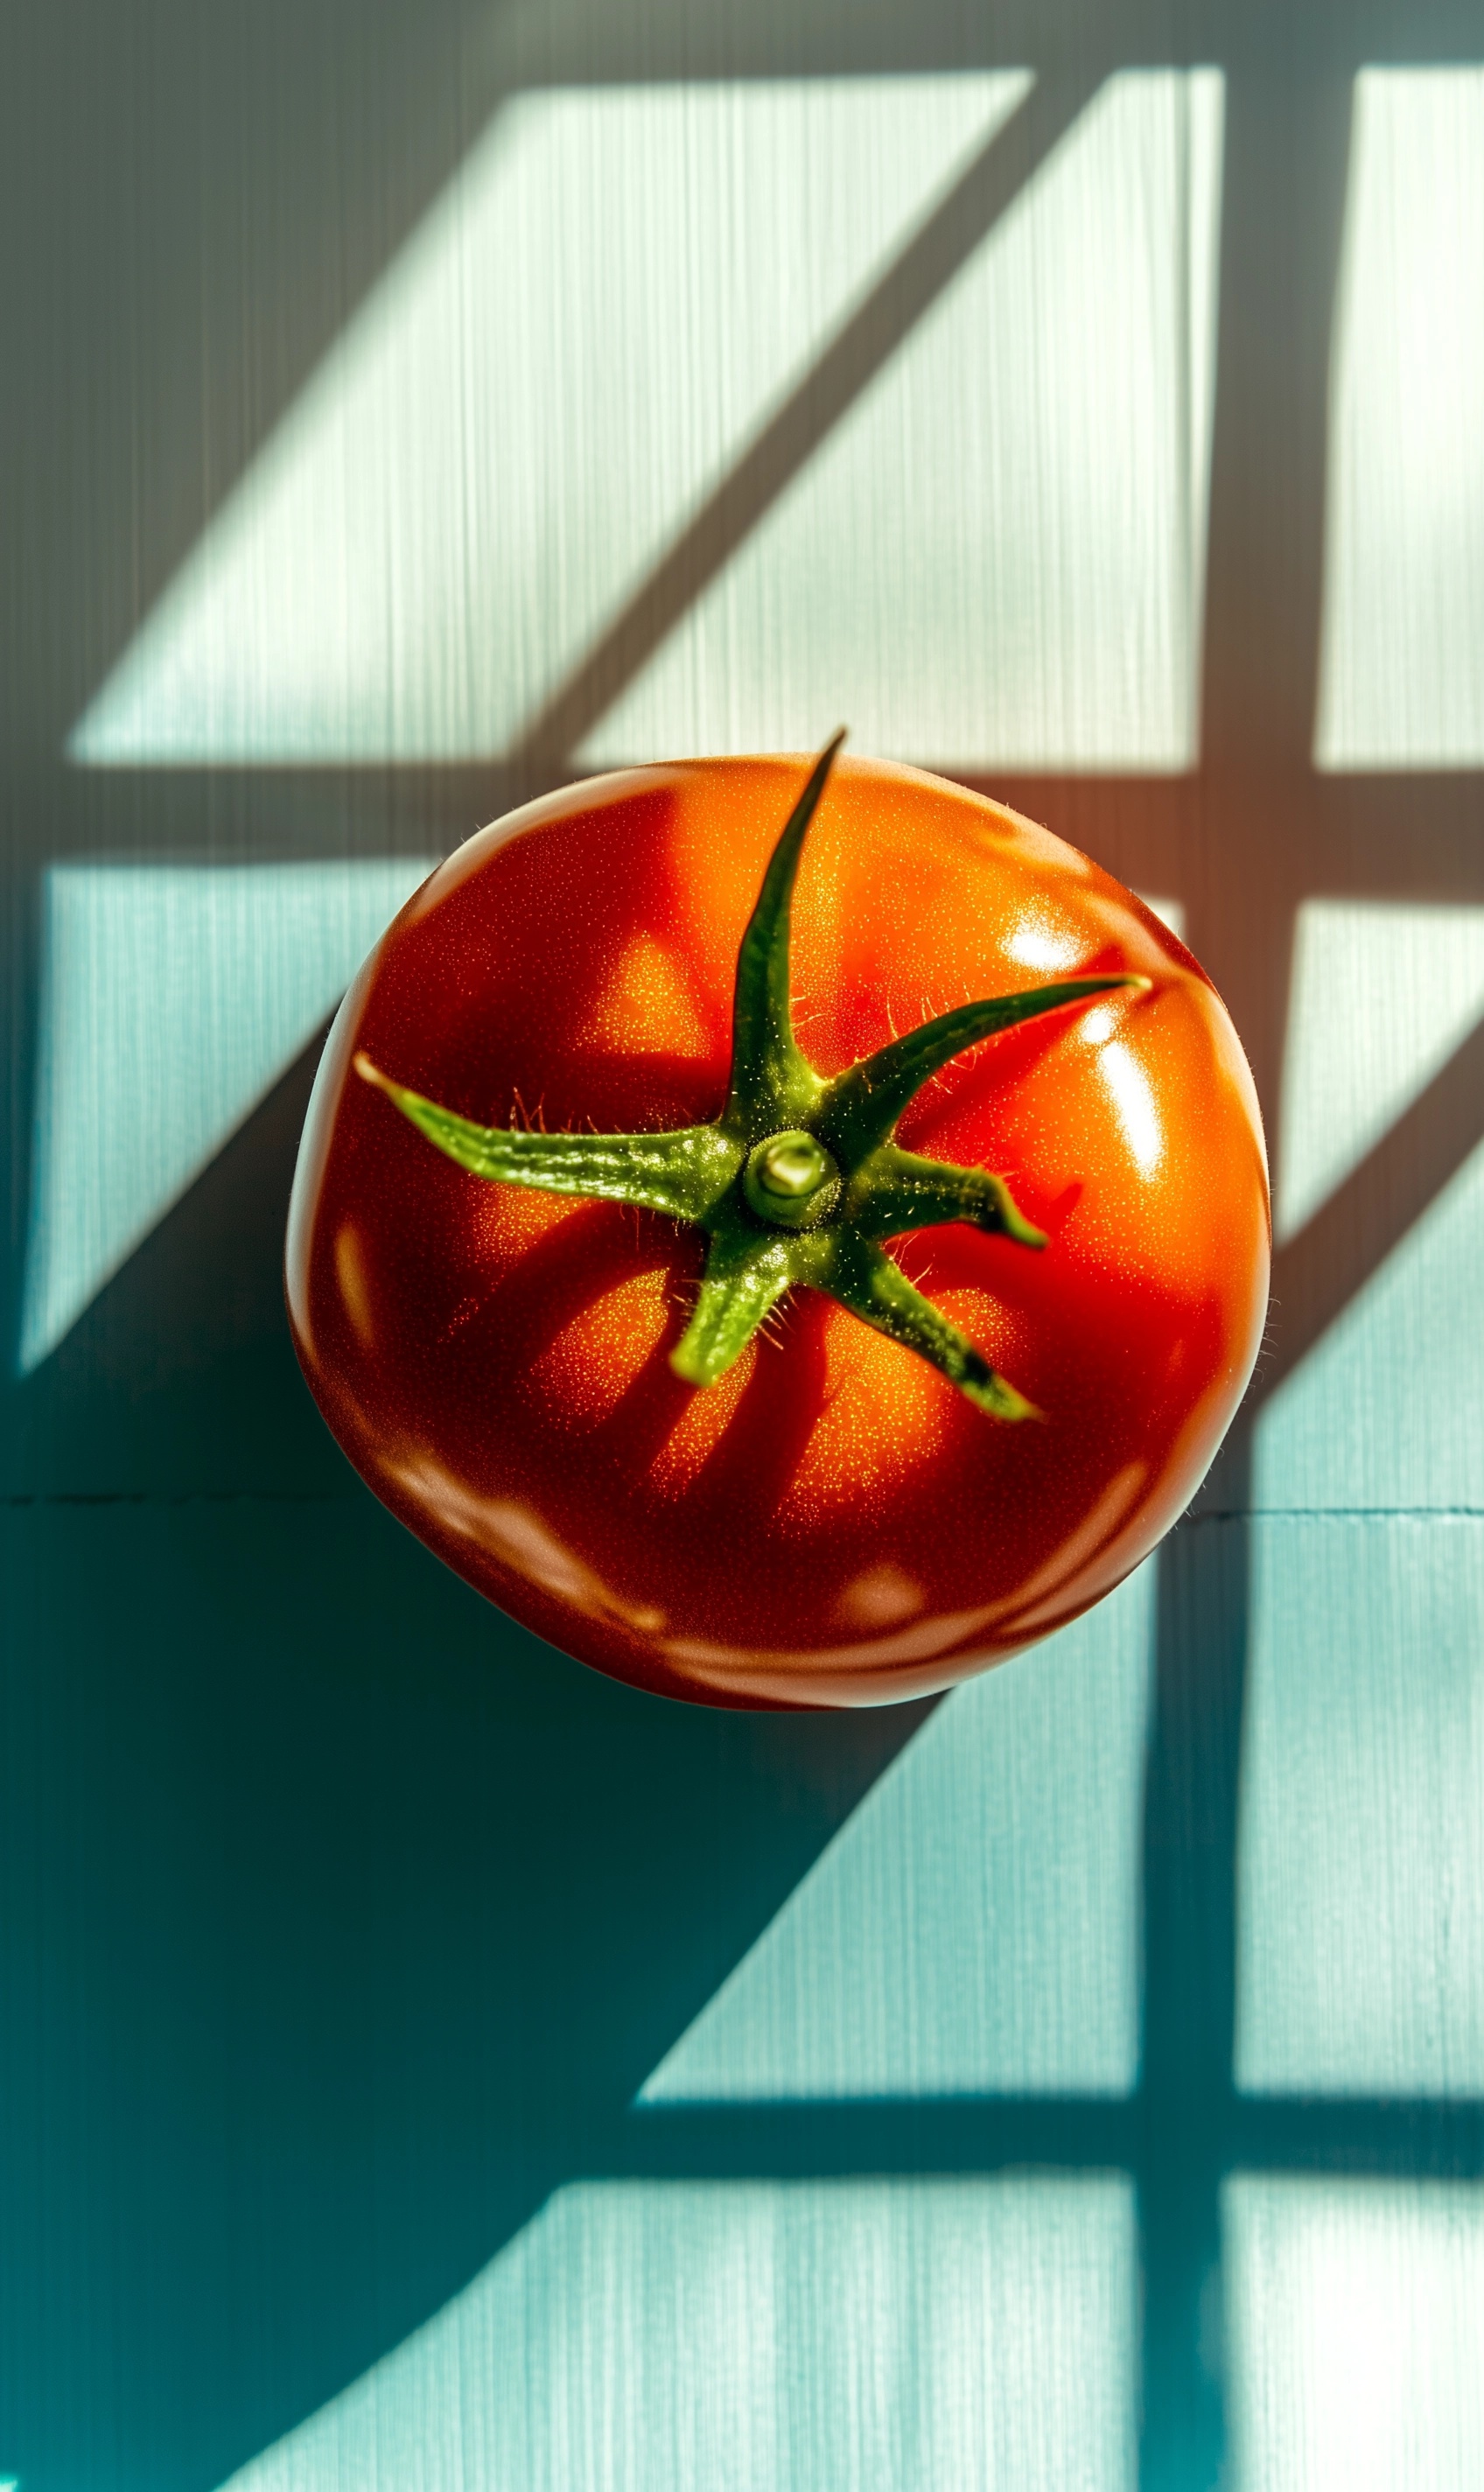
[286,746,1269,1710]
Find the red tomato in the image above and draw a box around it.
[286,751,1269,1709]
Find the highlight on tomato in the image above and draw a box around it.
[286,738,1270,1710]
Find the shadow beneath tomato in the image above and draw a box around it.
[0,1039,934,2492]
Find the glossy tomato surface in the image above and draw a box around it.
[287,756,1269,1708]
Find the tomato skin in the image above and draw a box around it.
[287,756,1269,1709]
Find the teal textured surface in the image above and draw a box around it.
[6,18,1484,2492]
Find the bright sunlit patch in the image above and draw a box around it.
[209,2176,1137,2492]
[589,70,1224,768]
[580,933,711,1057]
[1257,1136,1484,1512]
[470,1182,589,1270]
[332,1224,375,1350]
[18,856,435,1372]
[834,1562,928,1630]
[527,1266,673,1426]
[1137,892,1186,940]
[1225,2177,1484,2491]
[779,1297,953,1521]
[1004,911,1085,973]
[1276,900,1484,1243]
[648,1338,757,1494]
[1098,1043,1162,1175]
[640,1563,1155,2101]
[1315,70,1484,768]
[1236,1512,1484,2097]
[69,76,1029,766]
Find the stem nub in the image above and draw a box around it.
[743,1130,841,1230]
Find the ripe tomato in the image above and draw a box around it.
[286,748,1268,1710]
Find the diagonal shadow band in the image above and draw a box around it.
[508,63,1105,769]
[1262,1009,1484,1399]
[24,759,1484,899]
[973,771,1484,923]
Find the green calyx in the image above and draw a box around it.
[356,732,1150,1423]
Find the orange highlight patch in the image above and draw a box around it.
[932,1284,1026,1378]
[834,1563,928,1630]
[581,933,710,1057]
[528,1266,674,1427]
[333,1222,375,1348]
[471,1184,586,1271]
[780,1303,953,1522]
[648,1339,759,1494]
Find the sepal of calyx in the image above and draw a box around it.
[356,733,1149,1423]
